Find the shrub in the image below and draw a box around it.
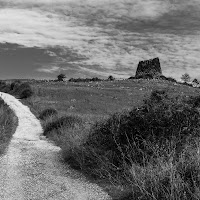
[19,88,33,99]
[43,115,82,136]
[10,80,21,90]
[69,89,200,176]
[57,73,66,82]
[0,81,11,93]
[39,108,58,120]
[186,95,200,108]
[159,76,177,83]
[13,83,34,99]
[148,89,168,102]
[59,90,200,199]
[107,75,115,81]
[68,78,75,82]
[192,78,199,85]
[0,99,17,155]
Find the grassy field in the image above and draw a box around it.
[0,99,18,155]
[24,79,200,117]
[3,78,200,199]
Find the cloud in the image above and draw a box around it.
[37,66,60,73]
[0,0,200,80]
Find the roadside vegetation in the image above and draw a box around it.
[0,80,33,99]
[0,99,17,155]
[1,77,200,199]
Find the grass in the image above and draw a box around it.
[0,99,18,155]
[3,78,200,199]
[22,79,200,118]
[55,90,200,200]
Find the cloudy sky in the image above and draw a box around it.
[0,0,200,80]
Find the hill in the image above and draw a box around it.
[24,79,200,120]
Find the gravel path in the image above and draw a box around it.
[0,92,111,200]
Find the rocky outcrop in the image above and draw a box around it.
[135,57,162,78]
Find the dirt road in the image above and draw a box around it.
[0,92,111,200]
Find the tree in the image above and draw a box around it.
[108,75,115,81]
[57,74,66,82]
[181,73,191,83]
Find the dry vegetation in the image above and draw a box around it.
[0,99,17,155]
[2,78,200,199]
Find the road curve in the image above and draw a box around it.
[0,92,111,200]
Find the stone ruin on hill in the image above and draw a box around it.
[135,57,162,78]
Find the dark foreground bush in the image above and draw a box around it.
[187,95,200,108]
[0,99,17,155]
[83,90,200,167]
[43,115,82,136]
[39,108,58,120]
[63,90,200,199]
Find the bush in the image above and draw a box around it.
[39,108,58,120]
[192,78,199,85]
[13,83,34,99]
[159,76,177,83]
[69,89,200,174]
[57,73,66,82]
[60,90,200,199]
[43,115,82,136]
[10,80,21,90]
[0,81,11,93]
[107,75,115,81]
[19,88,33,99]
[186,95,200,108]
[0,99,17,155]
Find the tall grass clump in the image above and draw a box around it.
[42,114,89,165]
[43,115,83,137]
[62,90,200,199]
[39,108,58,120]
[0,99,17,155]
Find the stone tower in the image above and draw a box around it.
[135,57,162,78]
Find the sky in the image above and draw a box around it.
[0,0,200,80]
